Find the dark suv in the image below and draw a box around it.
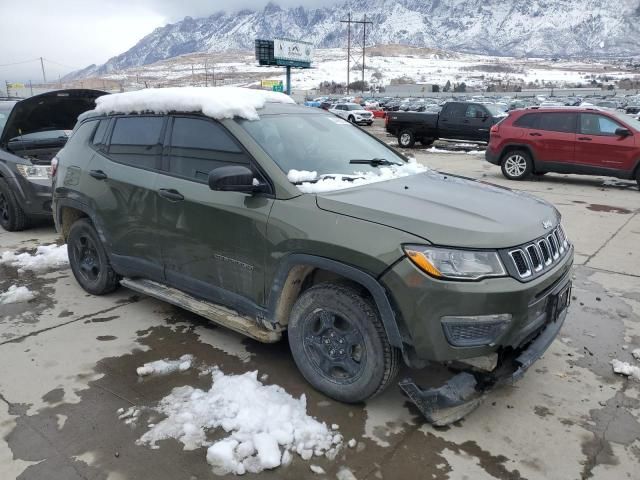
[485,106,640,187]
[0,89,105,231]
[52,88,573,425]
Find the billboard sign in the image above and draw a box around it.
[261,79,282,88]
[274,38,313,64]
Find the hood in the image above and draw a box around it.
[0,89,107,146]
[316,171,560,249]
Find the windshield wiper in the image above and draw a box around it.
[349,158,402,167]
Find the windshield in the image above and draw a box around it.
[0,102,16,134]
[610,110,640,131]
[240,113,406,176]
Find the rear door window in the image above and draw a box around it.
[513,113,540,129]
[465,105,485,118]
[107,116,165,169]
[443,103,466,118]
[579,113,623,136]
[536,113,577,133]
[166,116,249,183]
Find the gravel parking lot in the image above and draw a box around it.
[1,119,639,480]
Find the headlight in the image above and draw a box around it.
[16,164,51,180]
[403,245,507,281]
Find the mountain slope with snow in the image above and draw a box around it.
[67,0,640,79]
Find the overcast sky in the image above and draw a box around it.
[0,0,334,86]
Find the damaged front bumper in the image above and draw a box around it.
[400,280,570,426]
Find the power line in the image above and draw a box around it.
[0,58,40,68]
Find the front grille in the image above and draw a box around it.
[508,226,569,280]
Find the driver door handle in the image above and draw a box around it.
[158,189,184,202]
[529,132,542,137]
[89,170,108,180]
[577,137,592,141]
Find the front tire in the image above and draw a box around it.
[288,282,400,403]
[0,178,28,232]
[67,219,119,295]
[398,129,415,148]
[348,115,356,124]
[501,150,533,180]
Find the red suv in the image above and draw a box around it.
[485,107,640,187]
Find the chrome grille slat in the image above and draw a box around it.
[508,226,569,279]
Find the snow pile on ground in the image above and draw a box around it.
[94,87,294,121]
[0,285,34,304]
[138,367,341,475]
[611,359,640,380]
[467,150,486,155]
[337,467,358,480]
[426,147,458,154]
[632,349,640,361]
[0,244,68,272]
[289,158,428,194]
[136,354,194,376]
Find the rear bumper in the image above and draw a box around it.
[400,282,569,425]
[485,147,501,165]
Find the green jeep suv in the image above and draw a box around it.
[52,88,573,424]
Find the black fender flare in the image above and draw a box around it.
[267,254,404,351]
[53,197,110,245]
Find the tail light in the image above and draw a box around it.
[385,114,390,126]
[51,156,59,177]
[490,124,500,135]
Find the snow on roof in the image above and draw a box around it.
[94,86,295,121]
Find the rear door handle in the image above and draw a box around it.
[158,189,184,202]
[89,170,108,180]
[577,137,592,141]
[529,132,542,137]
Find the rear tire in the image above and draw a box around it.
[0,178,28,232]
[635,168,640,190]
[288,282,400,403]
[501,150,533,180]
[398,129,415,148]
[67,219,119,295]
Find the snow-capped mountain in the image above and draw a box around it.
[68,0,640,79]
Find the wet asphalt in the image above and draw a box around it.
[1,119,639,480]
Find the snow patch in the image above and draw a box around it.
[136,354,194,376]
[137,367,341,475]
[291,159,428,194]
[94,87,294,121]
[310,464,326,474]
[632,349,640,361]
[426,147,458,154]
[287,169,318,183]
[0,285,34,304]
[337,467,358,480]
[0,244,68,272]
[611,359,640,380]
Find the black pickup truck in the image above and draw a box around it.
[385,102,507,148]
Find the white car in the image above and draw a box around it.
[328,103,374,126]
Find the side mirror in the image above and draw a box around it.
[615,127,632,137]
[208,165,268,194]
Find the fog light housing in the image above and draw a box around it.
[441,314,512,347]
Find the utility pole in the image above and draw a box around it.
[29,80,33,97]
[340,13,372,95]
[204,60,208,87]
[191,64,195,85]
[39,57,47,83]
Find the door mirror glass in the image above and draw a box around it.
[208,165,267,194]
[615,127,632,137]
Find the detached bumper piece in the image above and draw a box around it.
[400,304,568,426]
